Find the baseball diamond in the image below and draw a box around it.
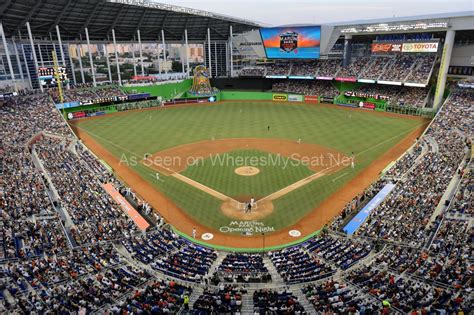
[71,101,428,248]
[2,2,472,313]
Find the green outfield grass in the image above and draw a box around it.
[182,149,314,198]
[73,101,426,234]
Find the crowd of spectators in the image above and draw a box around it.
[239,67,266,77]
[315,59,343,77]
[237,54,437,83]
[448,165,473,217]
[421,219,471,290]
[111,279,192,314]
[1,79,472,314]
[1,243,155,313]
[35,136,139,245]
[380,55,418,82]
[405,55,437,84]
[337,57,371,78]
[345,265,463,313]
[1,94,72,262]
[122,230,217,282]
[272,80,340,98]
[303,279,380,314]
[269,245,335,284]
[360,56,393,80]
[193,284,244,313]
[253,288,306,314]
[217,253,271,283]
[352,84,429,107]
[290,61,319,76]
[48,85,126,104]
[306,234,372,270]
[356,97,468,244]
[265,63,291,76]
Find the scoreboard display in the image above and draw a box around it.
[259,26,321,59]
[38,67,68,88]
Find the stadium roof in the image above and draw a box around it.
[0,0,261,42]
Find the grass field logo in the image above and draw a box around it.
[219,221,275,234]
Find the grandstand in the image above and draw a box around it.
[0,1,473,313]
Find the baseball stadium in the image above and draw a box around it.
[0,0,473,313]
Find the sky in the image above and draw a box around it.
[156,0,473,26]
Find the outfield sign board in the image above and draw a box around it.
[288,94,304,102]
[265,75,287,79]
[288,76,313,79]
[402,42,439,53]
[358,79,376,84]
[404,82,427,88]
[335,77,357,82]
[304,95,319,103]
[320,96,335,103]
[273,93,288,101]
[316,76,333,80]
[377,80,402,86]
[56,101,81,110]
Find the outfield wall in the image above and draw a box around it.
[220,90,274,100]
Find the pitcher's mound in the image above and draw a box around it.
[235,166,260,176]
[221,199,273,220]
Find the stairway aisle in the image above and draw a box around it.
[240,288,255,314]
[263,256,285,285]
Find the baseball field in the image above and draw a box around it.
[71,101,428,250]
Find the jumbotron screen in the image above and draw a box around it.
[259,26,321,59]
[38,67,68,88]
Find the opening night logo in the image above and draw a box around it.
[280,31,299,53]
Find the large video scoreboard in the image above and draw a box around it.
[38,66,68,88]
[259,26,321,59]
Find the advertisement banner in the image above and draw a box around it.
[102,183,150,231]
[288,76,313,79]
[335,77,357,82]
[371,43,402,53]
[337,103,358,108]
[404,82,427,87]
[345,91,390,100]
[320,96,334,103]
[377,80,402,86]
[127,93,151,101]
[360,102,376,109]
[265,75,287,79]
[343,183,395,235]
[67,111,86,120]
[316,76,333,80]
[288,94,303,102]
[358,79,376,84]
[273,93,288,101]
[304,95,319,103]
[402,42,439,53]
[260,26,321,59]
[56,101,81,110]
